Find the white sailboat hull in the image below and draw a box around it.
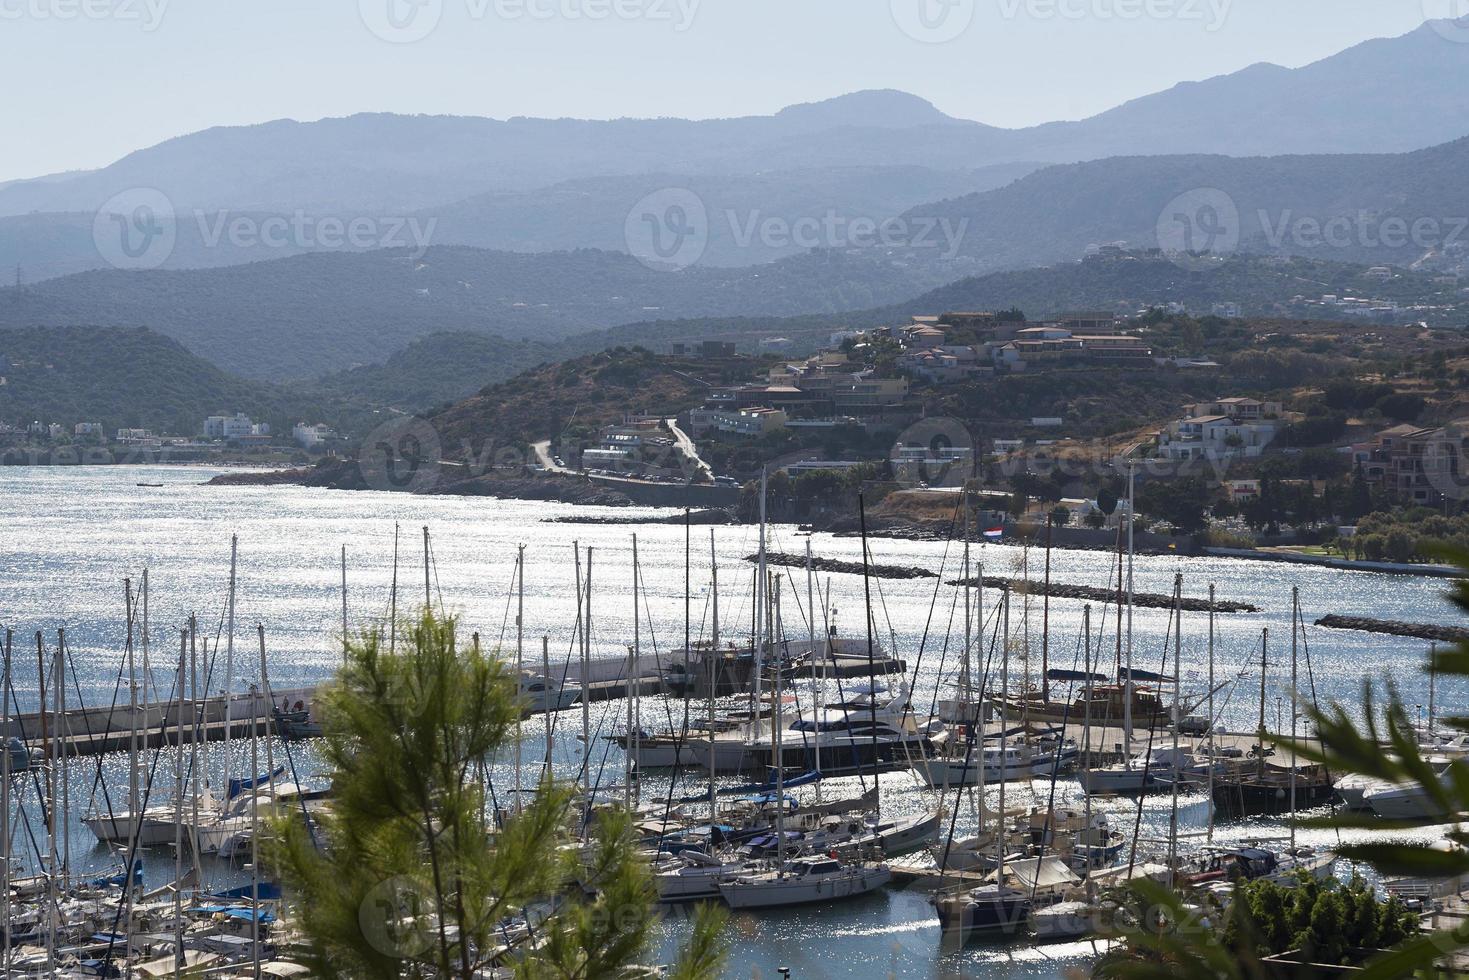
[718,865,890,909]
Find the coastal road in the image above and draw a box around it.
[531,440,577,475]
[665,418,713,482]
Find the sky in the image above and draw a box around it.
[0,0,1457,183]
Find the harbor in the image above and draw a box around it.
[0,465,1464,978]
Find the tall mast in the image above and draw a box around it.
[423,525,432,609]
[57,629,70,892]
[249,680,262,978]
[1207,583,1216,844]
[773,574,785,864]
[340,543,348,663]
[998,583,1010,885]
[1081,607,1094,901]
[583,546,594,811]
[1042,514,1052,701]
[753,468,767,738]
[542,636,553,779]
[125,578,140,817]
[858,493,880,816]
[1167,574,1182,888]
[223,535,239,811]
[515,544,525,816]
[174,629,186,975]
[1123,463,1136,764]
[0,631,7,971]
[628,534,641,810]
[1428,642,1437,737]
[962,503,972,715]
[1290,587,1299,848]
[708,530,719,816]
[1257,628,1269,780]
[805,539,821,803]
[390,523,400,654]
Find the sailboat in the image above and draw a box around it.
[933,855,1082,943]
[717,855,891,909]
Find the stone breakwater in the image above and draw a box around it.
[945,576,1258,613]
[1314,615,1469,643]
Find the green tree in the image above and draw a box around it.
[271,611,727,980]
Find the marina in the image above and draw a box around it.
[0,465,1464,978]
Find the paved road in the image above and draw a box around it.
[665,418,712,482]
[530,439,577,475]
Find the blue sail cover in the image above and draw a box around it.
[228,766,287,799]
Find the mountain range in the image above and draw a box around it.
[2,19,1467,283]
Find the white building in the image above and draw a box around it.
[293,422,336,449]
[205,413,271,441]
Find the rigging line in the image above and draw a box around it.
[653,579,713,852]
[1124,593,1180,877]
[1028,616,1089,906]
[936,578,1006,884]
[923,588,961,721]
[493,554,519,655]
[80,583,137,820]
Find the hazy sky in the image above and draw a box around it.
[0,0,1453,182]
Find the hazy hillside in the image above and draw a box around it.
[311,332,556,414]
[0,326,318,435]
[0,245,955,380]
[905,137,1469,271]
[582,254,1469,354]
[0,164,1032,283]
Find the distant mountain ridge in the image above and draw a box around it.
[902,135,1469,271]
[2,20,1465,220]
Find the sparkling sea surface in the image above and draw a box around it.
[0,465,1462,979]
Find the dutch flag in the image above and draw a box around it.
[982,527,1003,541]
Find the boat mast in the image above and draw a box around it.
[805,539,821,804]
[1123,462,1136,766]
[627,535,640,810]
[1042,513,1052,701]
[753,468,767,738]
[1081,606,1094,901]
[858,492,880,816]
[125,578,140,821]
[340,543,348,663]
[1,630,10,972]
[1167,574,1182,888]
[174,628,186,976]
[1429,642,1438,737]
[224,535,238,815]
[516,544,525,816]
[423,525,432,609]
[390,523,400,654]
[249,680,262,978]
[709,530,719,816]
[1290,587,1299,847]
[998,583,1010,886]
[1257,628,1269,781]
[1207,583,1216,844]
[773,574,785,865]
[542,636,553,779]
